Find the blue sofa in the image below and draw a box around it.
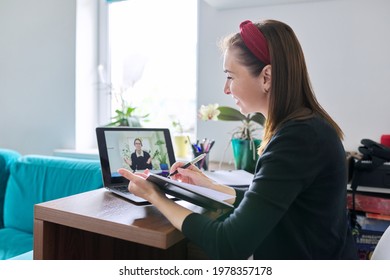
[0,149,21,229]
[0,149,103,259]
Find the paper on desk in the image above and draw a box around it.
[204,170,254,187]
[162,176,235,202]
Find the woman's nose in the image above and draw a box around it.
[224,81,231,95]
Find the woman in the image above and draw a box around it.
[118,19,357,259]
[127,138,153,171]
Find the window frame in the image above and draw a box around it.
[97,0,198,136]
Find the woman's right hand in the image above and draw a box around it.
[170,162,237,204]
[170,161,215,188]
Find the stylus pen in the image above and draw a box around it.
[168,153,207,177]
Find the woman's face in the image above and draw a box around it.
[223,48,270,117]
[134,140,142,151]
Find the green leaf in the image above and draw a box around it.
[155,140,165,145]
[125,107,136,116]
[107,119,122,126]
[114,109,125,117]
[249,113,266,126]
[217,106,246,121]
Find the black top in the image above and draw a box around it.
[182,116,358,259]
[130,151,152,171]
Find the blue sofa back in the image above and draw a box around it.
[0,149,21,228]
[3,155,103,233]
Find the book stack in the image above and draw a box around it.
[347,162,390,259]
[347,190,390,219]
[352,213,390,260]
[347,189,390,259]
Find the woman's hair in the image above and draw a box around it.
[134,138,143,145]
[220,19,343,154]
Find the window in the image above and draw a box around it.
[101,0,198,137]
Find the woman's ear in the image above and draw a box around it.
[262,65,272,93]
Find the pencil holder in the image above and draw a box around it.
[193,151,209,171]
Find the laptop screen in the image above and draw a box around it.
[96,127,176,187]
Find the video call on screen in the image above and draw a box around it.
[104,130,172,176]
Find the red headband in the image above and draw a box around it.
[239,20,270,65]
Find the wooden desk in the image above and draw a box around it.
[33,188,223,260]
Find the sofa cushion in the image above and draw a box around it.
[0,149,21,228]
[8,250,33,260]
[0,228,33,259]
[3,155,103,233]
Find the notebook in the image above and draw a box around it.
[146,173,234,210]
[96,127,176,204]
[203,169,253,188]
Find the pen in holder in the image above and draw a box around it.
[193,151,209,171]
[190,138,214,171]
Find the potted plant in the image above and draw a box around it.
[199,103,265,173]
[98,64,149,127]
[107,105,149,127]
[172,120,190,158]
[151,139,169,171]
[104,84,149,127]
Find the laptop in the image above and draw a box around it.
[96,127,176,204]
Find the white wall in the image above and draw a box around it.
[0,0,77,155]
[1,0,389,161]
[197,0,390,162]
[0,0,100,156]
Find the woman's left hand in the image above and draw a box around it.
[117,168,164,202]
[118,168,193,230]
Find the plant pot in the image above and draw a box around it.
[159,163,169,171]
[127,116,142,127]
[231,138,261,174]
[174,135,190,158]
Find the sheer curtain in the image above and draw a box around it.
[103,0,198,138]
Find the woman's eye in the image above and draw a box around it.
[226,76,233,80]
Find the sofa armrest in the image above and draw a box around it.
[3,155,103,233]
[0,149,21,228]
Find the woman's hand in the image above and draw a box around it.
[170,162,215,188]
[124,158,132,166]
[117,168,165,203]
[170,162,237,203]
[118,168,193,231]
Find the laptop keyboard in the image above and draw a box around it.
[116,185,130,193]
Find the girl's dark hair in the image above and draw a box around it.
[221,19,343,154]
